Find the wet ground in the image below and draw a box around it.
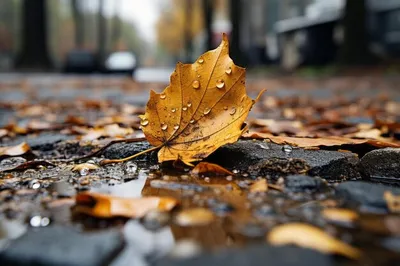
[1,74,400,266]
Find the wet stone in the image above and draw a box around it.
[360,148,400,179]
[102,141,156,162]
[156,244,332,266]
[284,175,327,193]
[0,225,124,266]
[209,140,360,180]
[336,181,400,213]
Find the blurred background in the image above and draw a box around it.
[0,0,400,75]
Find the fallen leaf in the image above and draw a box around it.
[175,208,214,226]
[267,223,361,259]
[138,34,264,165]
[75,192,177,218]
[191,162,233,176]
[384,191,400,213]
[72,163,99,172]
[0,142,31,158]
[249,179,268,193]
[0,129,8,139]
[79,124,134,141]
[243,132,400,148]
[322,208,359,224]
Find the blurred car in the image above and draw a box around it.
[63,49,97,73]
[104,51,137,74]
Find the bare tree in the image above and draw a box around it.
[71,0,84,48]
[184,0,193,62]
[97,0,106,68]
[229,0,246,66]
[17,0,51,69]
[340,0,374,65]
[202,0,214,51]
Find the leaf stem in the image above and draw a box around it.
[99,145,160,165]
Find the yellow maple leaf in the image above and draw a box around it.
[101,34,263,166]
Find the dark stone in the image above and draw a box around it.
[156,244,332,266]
[284,175,327,193]
[360,148,400,179]
[102,141,157,162]
[209,140,360,180]
[0,226,124,266]
[336,181,400,212]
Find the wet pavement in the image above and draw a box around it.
[1,74,400,265]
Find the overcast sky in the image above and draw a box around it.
[105,0,163,42]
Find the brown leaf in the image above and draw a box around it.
[243,132,400,148]
[0,142,31,158]
[175,208,214,226]
[191,162,233,176]
[72,163,99,172]
[139,34,264,165]
[322,208,359,224]
[384,191,400,213]
[0,129,8,139]
[75,192,177,218]
[80,124,134,141]
[249,179,268,193]
[267,223,361,259]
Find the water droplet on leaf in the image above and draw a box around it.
[182,107,188,111]
[187,102,192,107]
[223,106,228,110]
[192,80,200,89]
[198,58,204,64]
[216,79,225,89]
[203,107,211,115]
[160,93,166,99]
[171,108,176,113]
[174,125,180,130]
[225,67,232,75]
[230,107,236,115]
[190,119,195,124]
[161,124,168,131]
[141,119,149,126]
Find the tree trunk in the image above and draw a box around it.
[229,0,246,66]
[111,0,122,50]
[339,0,373,65]
[184,0,193,62]
[202,0,213,51]
[97,0,106,69]
[17,0,51,69]
[71,0,84,48]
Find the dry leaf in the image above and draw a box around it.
[80,124,134,141]
[0,142,31,158]
[191,162,233,176]
[267,223,361,259]
[72,163,99,172]
[243,132,400,148]
[75,192,177,218]
[384,191,400,213]
[249,179,268,193]
[175,208,214,226]
[0,129,8,139]
[322,208,359,224]
[139,34,264,165]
